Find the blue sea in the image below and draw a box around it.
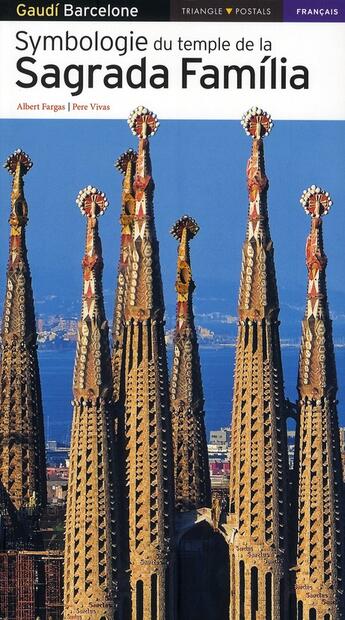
[39,346,345,444]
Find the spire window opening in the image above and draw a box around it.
[136,579,143,620]
[239,560,245,620]
[265,572,272,620]
[297,601,303,620]
[309,610,316,620]
[250,566,258,620]
[279,577,285,620]
[151,573,158,620]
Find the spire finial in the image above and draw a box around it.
[115,148,137,173]
[170,215,199,241]
[301,186,331,319]
[115,149,137,210]
[171,215,199,329]
[4,149,32,227]
[4,148,33,176]
[300,185,332,218]
[241,106,273,139]
[128,105,159,138]
[76,185,109,218]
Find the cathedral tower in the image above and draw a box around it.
[63,187,119,619]
[170,215,211,512]
[295,186,345,618]
[0,149,46,521]
[228,109,289,619]
[118,106,175,619]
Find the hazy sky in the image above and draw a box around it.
[0,118,344,316]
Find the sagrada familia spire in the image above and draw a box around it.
[63,187,119,619]
[170,215,211,512]
[294,186,345,618]
[112,149,137,404]
[117,106,175,619]
[0,149,46,528]
[228,108,290,619]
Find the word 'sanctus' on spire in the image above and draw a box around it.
[117,106,175,619]
[64,187,120,620]
[227,108,290,619]
[112,148,137,403]
[295,187,345,618]
[170,215,211,512]
[0,149,46,531]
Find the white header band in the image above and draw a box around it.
[0,21,344,119]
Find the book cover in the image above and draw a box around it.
[0,0,344,618]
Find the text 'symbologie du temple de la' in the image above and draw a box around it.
[0,108,344,620]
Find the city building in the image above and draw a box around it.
[209,426,231,447]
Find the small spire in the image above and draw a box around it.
[124,106,164,319]
[73,186,111,399]
[238,107,278,320]
[228,111,289,618]
[170,215,199,333]
[64,189,119,618]
[112,149,137,402]
[115,148,137,197]
[112,149,137,342]
[116,109,174,614]
[298,186,336,398]
[300,185,331,322]
[170,215,211,511]
[295,187,345,615]
[0,149,46,521]
[4,149,32,276]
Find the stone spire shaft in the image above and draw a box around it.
[228,109,289,620]
[0,150,46,518]
[295,187,345,617]
[112,149,137,403]
[170,216,211,512]
[119,107,174,619]
[64,188,119,620]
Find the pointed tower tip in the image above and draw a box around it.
[128,105,159,137]
[76,186,109,217]
[171,215,199,241]
[4,149,33,175]
[300,185,332,218]
[241,107,273,138]
[115,148,138,174]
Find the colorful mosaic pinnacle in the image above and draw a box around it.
[228,109,290,619]
[295,188,345,618]
[4,148,33,175]
[127,105,159,137]
[0,149,46,522]
[64,187,119,619]
[241,106,273,138]
[170,215,211,512]
[116,106,175,619]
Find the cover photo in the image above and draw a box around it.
[0,1,344,619]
